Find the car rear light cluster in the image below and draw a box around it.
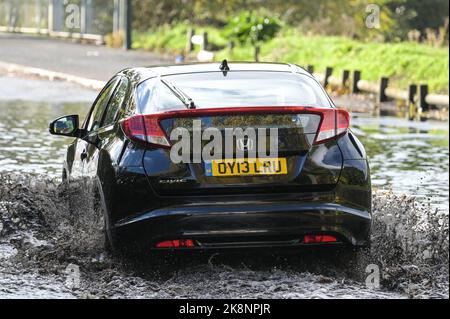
[314,108,350,144]
[121,114,170,148]
[121,107,350,148]
[155,239,196,248]
[303,234,338,244]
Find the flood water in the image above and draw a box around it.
[0,75,448,299]
[0,76,448,210]
[353,115,449,211]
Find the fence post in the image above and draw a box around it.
[342,70,350,88]
[407,84,418,120]
[227,41,235,56]
[201,31,208,51]
[186,28,195,53]
[254,46,260,62]
[306,65,314,74]
[324,67,333,88]
[352,70,361,94]
[378,77,389,103]
[419,84,429,113]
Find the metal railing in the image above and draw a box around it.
[0,0,122,42]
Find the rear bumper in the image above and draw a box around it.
[115,201,371,250]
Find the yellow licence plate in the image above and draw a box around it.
[205,158,288,177]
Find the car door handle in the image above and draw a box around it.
[80,150,87,161]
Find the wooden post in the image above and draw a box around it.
[306,65,314,74]
[227,41,235,56]
[419,84,429,113]
[407,84,418,120]
[324,67,333,88]
[186,28,195,53]
[378,77,389,103]
[352,70,361,94]
[342,70,350,88]
[201,31,208,51]
[254,46,260,62]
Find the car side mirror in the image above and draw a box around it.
[49,115,81,137]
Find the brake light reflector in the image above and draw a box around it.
[122,115,170,148]
[314,109,350,144]
[155,239,195,248]
[303,235,338,244]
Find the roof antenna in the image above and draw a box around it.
[219,59,230,76]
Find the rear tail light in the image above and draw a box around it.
[314,109,350,144]
[303,234,338,244]
[155,239,196,248]
[122,115,170,148]
[121,107,349,148]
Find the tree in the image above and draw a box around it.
[130,0,449,43]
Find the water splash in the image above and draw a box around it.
[0,173,448,298]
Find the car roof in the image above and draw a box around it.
[119,62,310,86]
[148,62,307,75]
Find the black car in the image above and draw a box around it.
[49,62,371,254]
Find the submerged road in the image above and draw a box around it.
[0,35,448,299]
[0,75,448,299]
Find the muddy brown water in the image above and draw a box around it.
[0,76,448,299]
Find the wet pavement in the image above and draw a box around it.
[0,75,448,299]
[0,75,97,102]
[0,33,170,81]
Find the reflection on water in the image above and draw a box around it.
[0,101,90,175]
[0,99,448,209]
[352,114,449,210]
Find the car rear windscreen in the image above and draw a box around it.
[137,71,332,113]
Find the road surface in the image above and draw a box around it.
[0,33,170,81]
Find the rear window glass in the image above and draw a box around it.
[137,72,332,113]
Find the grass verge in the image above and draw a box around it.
[133,24,449,94]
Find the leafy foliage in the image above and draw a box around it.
[131,0,449,43]
[223,11,281,46]
[134,24,449,93]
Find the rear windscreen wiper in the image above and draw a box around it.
[160,78,196,109]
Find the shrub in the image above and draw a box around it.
[223,11,281,46]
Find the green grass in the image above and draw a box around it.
[133,23,228,55]
[133,25,449,94]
